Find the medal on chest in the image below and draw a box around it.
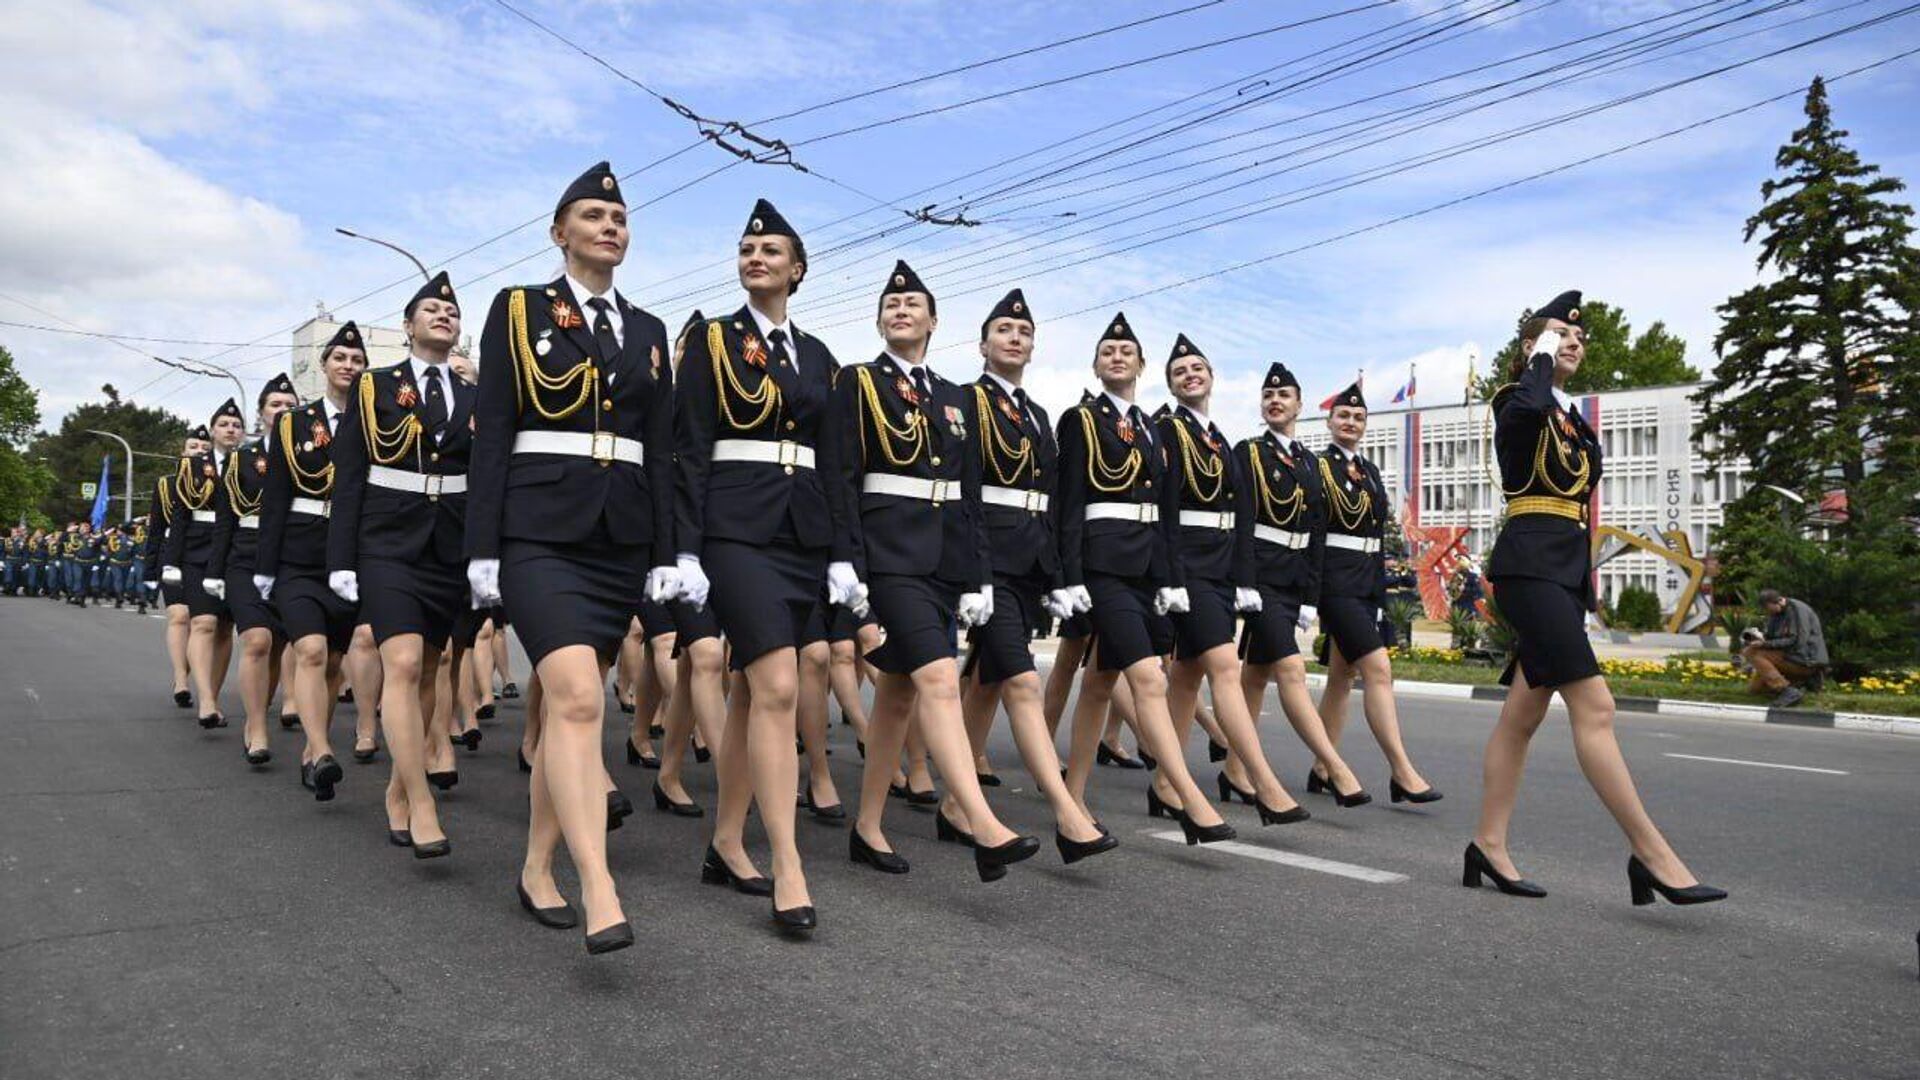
[944,404,966,440]
[742,334,768,370]
[536,328,553,357]
[395,380,418,409]
[894,375,919,407]
[550,300,584,330]
[253,454,268,477]
[1115,416,1135,445]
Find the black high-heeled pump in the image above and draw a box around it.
[976,772,1001,787]
[1462,842,1547,898]
[412,837,451,859]
[353,742,379,764]
[517,747,532,773]
[974,834,1041,882]
[279,713,300,731]
[1215,772,1256,805]
[244,745,271,766]
[618,699,635,715]
[1137,748,1158,770]
[310,755,341,802]
[772,897,817,934]
[475,703,495,722]
[198,712,225,730]
[651,781,703,818]
[387,828,412,848]
[691,737,711,764]
[1256,800,1311,826]
[1146,786,1181,820]
[1207,739,1229,763]
[1628,856,1727,907]
[905,785,939,807]
[1305,769,1330,795]
[1389,779,1443,804]
[803,785,845,822]
[934,811,975,848]
[606,789,634,831]
[1097,742,1144,769]
[624,738,659,769]
[1056,829,1119,865]
[848,831,910,874]
[427,769,458,791]
[499,682,519,699]
[648,722,665,739]
[451,728,481,751]
[1177,812,1236,846]
[173,689,193,709]
[584,921,634,955]
[700,845,773,895]
[517,882,579,929]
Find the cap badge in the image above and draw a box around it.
[600,175,615,191]
[893,274,906,287]
[750,217,764,233]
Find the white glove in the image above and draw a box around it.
[675,554,709,607]
[144,580,159,593]
[646,565,682,603]
[978,584,993,624]
[956,586,993,628]
[1043,588,1077,621]
[1297,603,1319,630]
[252,575,274,601]
[161,565,182,586]
[1234,587,1262,613]
[1154,587,1190,615]
[329,570,359,604]
[202,578,226,601]
[466,558,501,607]
[1067,584,1093,615]
[1531,329,1563,362]
[828,561,870,618]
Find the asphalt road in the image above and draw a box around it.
[2,597,1915,1080]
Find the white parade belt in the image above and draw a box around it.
[290,497,330,518]
[981,485,1049,513]
[1084,502,1158,524]
[863,474,958,503]
[189,510,216,524]
[1253,525,1310,549]
[238,515,259,530]
[713,439,814,469]
[367,464,467,496]
[512,430,642,465]
[1324,533,1381,553]
[1177,509,1235,531]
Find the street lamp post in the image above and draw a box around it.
[84,429,135,523]
[335,228,431,282]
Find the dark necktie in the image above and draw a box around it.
[587,297,619,361]
[422,367,447,436]
[1208,423,1226,453]
[1127,405,1152,446]
[767,328,791,368]
[1013,387,1034,433]
[911,367,931,407]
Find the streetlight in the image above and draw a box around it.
[335,228,431,282]
[83,429,135,522]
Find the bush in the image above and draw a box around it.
[1445,606,1483,650]
[1614,585,1663,631]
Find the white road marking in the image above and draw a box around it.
[1662,752,1848,776]
[1145,830,1408,883]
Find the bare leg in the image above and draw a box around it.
[960,673,997,783]
[347,624,381,754]
[1560,674,1700,885]
[424,647,456,777]
[1064,666,1116,813]
[1242,656,1363,795]
[828,638,870,745]
[798,641,839,808]
[658,638,722,805]
[290,635,334,763]
[1123,656,1227,828]
[1182,646,1298,810]
[1318,645,1355,750]
[1042,635,1088,740]
[188,614,223,722]
[491,622,513,691]
[708,669,763,880]
[210,618,234,698]
[902,719,933,795]
[531,647,625,934]
[853,672,917,853]
[1349,648,1433,792]
[743,649,811,911]
[472,619,497,716]
[956,672,1102,842]
[378,634,443,846]
[236,626,274,753]
[166,604,191,696]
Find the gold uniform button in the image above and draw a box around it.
[930,456,941,466]
[785,420,796,431]
[1144,480,1152,488]
[429,452,440,462]
[602,400,613,411]
[782,465,795,475]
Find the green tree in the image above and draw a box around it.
[1478,299,1699,399]
[31,395,191,525]
[0,344,52,524]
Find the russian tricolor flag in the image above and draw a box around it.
[1392,372,1416,404]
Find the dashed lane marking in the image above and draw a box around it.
[1145,830,1409,883]
[1662,752,1848,776]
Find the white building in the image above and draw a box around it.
[1296,380,1749,614]
[289,313,410,400]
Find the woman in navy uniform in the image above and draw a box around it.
[256,324,368,800]
[465,162,680,953]
[328,269,474,861]
[165,402,247,729]
[206,374,299,765]
[833,261,1040,883]
[946,288,1115,863]
[1312,381,1441,804]
[1156,337,1309,827]
[1467,291,1723,906]
[1055,314,1234,845]
[1232,362,1370,806]
[146,429,211,708]
[675,199,851,929]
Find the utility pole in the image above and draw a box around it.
[84,429,135,523]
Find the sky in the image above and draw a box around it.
[3,0,1917,446]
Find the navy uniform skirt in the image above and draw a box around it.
[867,573,963,675]
[501,533,649,667]
[966,570,1047,685]
[669,599,722,658]
[1170,578,1237,661]
[706,538,827,671]
[359,552,468,648]
[223,566,280,636]
[1490,575,1600,688]
[275,564,357,653]
[1316,594,1385,665]
[182,564,230,620]
[1085,571,1176,672]
[1238,585,1304,665]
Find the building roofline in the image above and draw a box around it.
[1302,379,1711,421]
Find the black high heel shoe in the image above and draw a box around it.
[976,772,1001,787]
[500,681,519,699]
[352,742,379,763]
[279,713,300,731]
[310,755,342,802]
[198,712,225,730]
[934,811,975,847]
[905,785,939,807]
[651,781,703,818]
[1137,747,1158,771]
[772,895,817,934]
[1256,799,1311,826]
[700,845,773,896]
[244,744,272,766]
[1389,778,1443,804]
[451,728,481,751]
[691,737,711,764]
[475,703,495,722]
[412,836,451,860]
[387,828,412,848]
[1177,811,1236,846]
[974,834,1041,882]
[1215,772,1256,805]
[803,785,845,822]
[618,698,635,715]
[517,748,532,773]
[1628,856,1727,907]
[517,881,578,929]
[1146,786,1181,820]
[584,921,634,955]
[1208,739,1229,763]
[1462,842,1547,898]
[606,789,634,831]
[173,689,193,709]
[427,769,458,791]
[1056,829,1119,865]
[648,722,665,740]
[1305,769,1330,795]
[849,831,910,874]
[1097,742,1145,770]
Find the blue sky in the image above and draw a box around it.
[4,0,1917,440]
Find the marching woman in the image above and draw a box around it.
[1468,291,1723,905]
[833,260,1040,883]
[1155,338,1308,826]
[145,427,211,710]
[1231,362,1370,806]
[1055,314,1234,844]
[165,402,247,729]
[1312,380,1442,804]
[466,162,680,953]
[206,374,300,764]
[676,199,847,929]
[256,325,367,801]
[945,288,1113,863]
[328,269,475,861]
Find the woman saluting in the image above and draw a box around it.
[1467,291,1722,906]
[465,162,681,954]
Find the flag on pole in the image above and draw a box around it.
[89,455,110,529]
[1392,367,1417,404]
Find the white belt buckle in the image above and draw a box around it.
[777,441,802,467]
[591,432,616,465]
[1024,490,1045,513]
[930,479,954,505]
[423,475,444,499]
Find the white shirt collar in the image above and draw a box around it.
[323,396,347,422]
[1178,403,1213,430]
[1332,441,1364,464]
[1266,425,1301,451]
[1103,390,1137,417]
[984,370,1023,399]
[566,273,618,315]
[1552,386,1574,412]
[746,303,793,348]
[884,350,932,379]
